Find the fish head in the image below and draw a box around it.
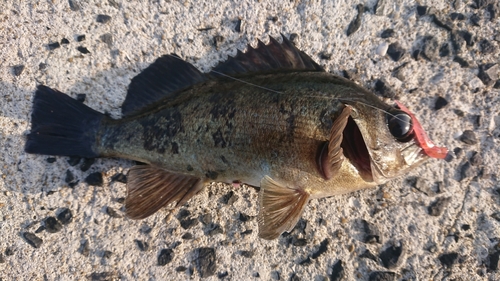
[342,99,449,184]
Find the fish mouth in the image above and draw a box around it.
[341,116,373,182]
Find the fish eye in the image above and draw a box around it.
[387,112,413,141]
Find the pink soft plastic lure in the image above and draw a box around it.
[395,101,449,159]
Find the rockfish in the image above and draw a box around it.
[25,35,449,240]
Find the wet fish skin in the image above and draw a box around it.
[25,35,448,240]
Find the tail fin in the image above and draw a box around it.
[25,85,104,158]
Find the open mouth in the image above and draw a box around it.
[341,116,373,182]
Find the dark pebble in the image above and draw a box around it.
[181,233,193,240]
[22,232,43,248]
[421,36,439,61]
[431,15,452,31]
[311,239,329,259]
[453,56,469,68]
[176,266,187,272]
[76,93,86,102]
[85,172,103,186]
[179,217,196,229]
[492,212,500,222]
[78,239,90,256]
[460,130,478,144]
[411,49,421,60]
[106,206,122,218]
[139,224,152,234]
[205,223,223,235]
[488,250,500,271]
[460,30,475,46]
[61,38,70,44]
[65,169,75,184]
[241,229,253,236]
[439,252,459,267]
[487,3,498,21]
[80,158,95,172]
[494,80,500,89]
[298,256,311,265]
[270,271,280,280]
[386,42,405,61]
[100,33,113,46]
[473,0,490,9]
[434,96,448,110]
[289,273,300,281]
[360,249,378,262]
[110,173,127,183]
[220,191,238,205]
[234,18,242,33]
[368,271,396,281]
[428,197,451,216]
[292,238,307,247]
[460,162,475,181]
[416,6,428,16]
[44,217,62,233]
[48,42,61,50]
[469,151,482,166]
[199,213,212,225]
[96,14,112,23]
[478,63,499,86]
[319,52,332,60]
[88,272,115,281]
[450,31,466,54]
[439,43,451,57]
[479,39,497,54]
[346,4,364,36]
[35,225,46,233]
[5,248,13,256]
[194,247,216,278]
[374,79,397,99]
[380,29,395,38]
[239,250,254,258]
[39,63,47,70]
[76,34,85,42]
[470,14,482,26]
[362,219,381,244]
[13,65,25,76]
[157,249,173,266]
[67,156,81,166]
[77,46,90,54]
[238,212,252,222]
[379,242,403,269]
[0,253,4,263]
[450,12,465,21]
[46,157,56,163]
[133,239,148,251]
[101,250,112,259]
[213,35,224,48]
[57,208,73,224]
[68,0,80,11]
[218,271,229,278]
[289,33,299,45]
[461,224,471,231]
[329,260,345,281]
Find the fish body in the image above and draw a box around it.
[25,35,448,239]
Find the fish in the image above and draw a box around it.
[25,34,450,240]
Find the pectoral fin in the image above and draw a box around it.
[257,176,310,240]
[125,165,203,219]
[318,105,351,179]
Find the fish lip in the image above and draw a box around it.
[341,116,374,182]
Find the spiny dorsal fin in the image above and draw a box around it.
[125,165,203,219]
[258,176,310,240]
[317,105,351,180]
[211,34,324,77]
[122,54,207,116]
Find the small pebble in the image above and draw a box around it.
[106,206,122,218]
[57,208,73,225]
[205,223,223,235]
[176,266,187,272]
[234,18,242,33]
[76,93,86,102]
[157,249,173,266]
[376,42,389,56]
[450,12,465,21]
[181,233,193,240]
[61,38,70,44]
[374,0,392,16]
[488,250,500,271]
[213,35,224,48]
[416,6,428,16]
[439,252,459,267]
[44,217,63,233]
[439,43,451,57]
[329,260,345,281]
[0,253,4,263]
[80,158,95,171]
[13,65,25,76]
[238,212,251,222]
[194,247,216,278]
[421,36,439,61]
[77,46,90,54]
[453,56,469,68]
[431,15,452,31]
[76,35,85,42]
[5,248,14,256]
[346,4,364,36]
[460,130,477,144]
[180,218,197,229]
[460,162,475,181]
[368,271,396,281]
[469,151,482,166]
[379,242,404,269]
[46,157,56,163]
[100,33,113,47]
[289,33,299,45]
[311,239,329,259]
[68,0,80,11]
[360,249,378,262]
[479,40,497,54]
[88,272,115,281]
[78,239,90,256]
[110,173,127,183]
[85,172,103,186]
[411,49,421,60]
[22,232,43,248]
[67,156,81,166]
[386,42,405,61]
[101,250,112,259]
[380,29,395,38]
[487,3,498,21]
[434,96,448,110]
[39,63,47,70]
[362,219,381,244]
[220,191,238,205]
[460,30,475,46]
[96,14,112,24]
[450,31,466,54]
[48,42,61,50]
[494,80,500,89]
[218,271,229,278]
[461,224,471,231]
[239,250,254,258]
[373,79,396,99]
[470,14,482,26]
[134,239,149,251]
[428,197,451,216]
[292,238,307,247]
[65,169,75,184]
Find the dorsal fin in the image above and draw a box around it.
[122,54,207,116]
[211,34,324,77]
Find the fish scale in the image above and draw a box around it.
[25,35,448,240]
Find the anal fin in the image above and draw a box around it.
[125,165,203,219]
[257,176,310,240]
[318,105,351,180]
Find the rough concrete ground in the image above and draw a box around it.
[0,0,499,280]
